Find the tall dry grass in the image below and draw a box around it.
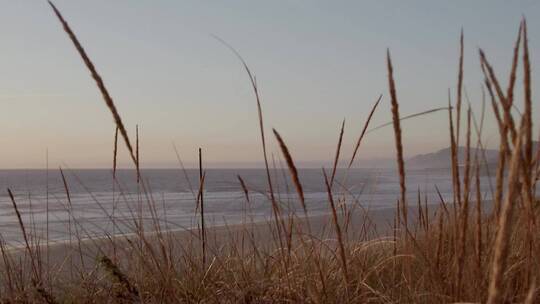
[0,4,537,303]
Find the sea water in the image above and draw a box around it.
[0,168,499,246]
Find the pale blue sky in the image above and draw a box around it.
[0,1,538,168]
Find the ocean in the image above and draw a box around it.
[0,167,497,246]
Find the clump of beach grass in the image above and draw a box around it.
[0,3,537,303]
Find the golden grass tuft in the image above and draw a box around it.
[0,6,537,303]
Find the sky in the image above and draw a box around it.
[0,1,538,168]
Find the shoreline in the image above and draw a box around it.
[4,197,454,251]
[1,205,403,275]
[2,197,493,281]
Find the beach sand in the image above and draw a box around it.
[1,205,407,281]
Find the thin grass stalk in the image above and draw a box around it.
[435,184,451,219]
[475,156,482,278]
[112,126,118,261]
[486,128,523,304]
[456,107,472,299]
[479,50,517,144]
[393,200,398,293]
[58,167,73,279]
[521,18,536,284]
[25,204,40,266]
[456,29,464,147]
[59,167,86,273]
[271,153,294,255]
[347,95,382,169]
[386,49,407,232]
[450,91,461,210]
[113,126,119,178]
[173,144,196,198]
[7,189,40,284]
[493,130,507,220]
[448,92,460,234]
[482,64,504,135]
[237,174,249,256]
[436,213,444,270]
[417,187,424,232]
[237,175,250,204]
[505,21,523,118]
[136,125,143,251]
[199,148,206,267]
[534,130,540,184]
[322,169,349,289]
[424,194,429,232]
[394,200,398,258]
[272,129,307,215]
[48,1,137,165]
[479,86,486,135]
[45,148,50,289]
[464,106,472,207]
[469,86,496,203]
[270,153,283,213]
[136,125,140,183]
[214,37,286,251]
[366,106,450,135]
[265,151,294,287]
[483,65,506,218]
[330,119,345,187]
[521,17,533,190]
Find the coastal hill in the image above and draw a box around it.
[407,141,538,169]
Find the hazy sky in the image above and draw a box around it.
[0,1,538,168]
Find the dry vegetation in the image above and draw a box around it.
[0,2,538,303]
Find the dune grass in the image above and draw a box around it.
[0,3,538,303]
